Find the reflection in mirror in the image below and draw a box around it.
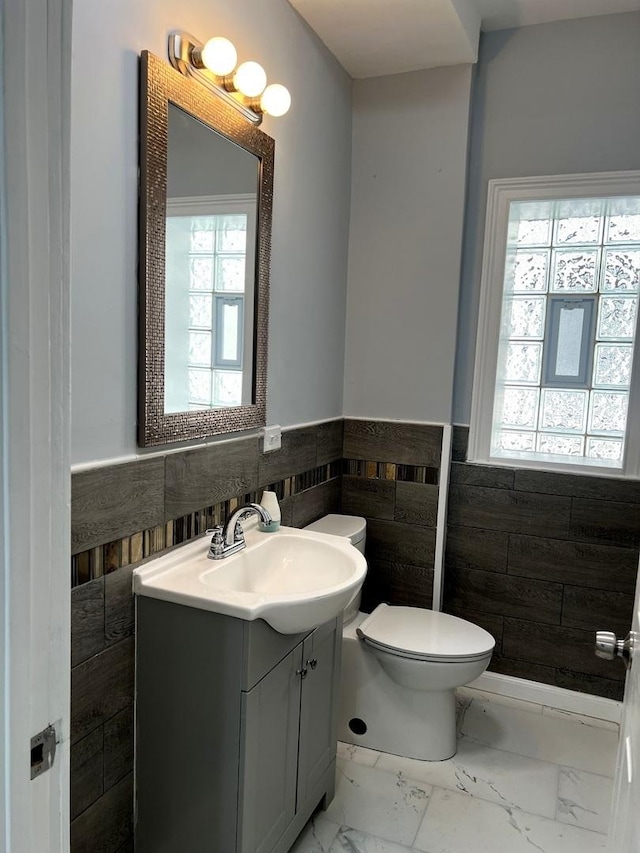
[138,51,274,447]
[164,104,259,413]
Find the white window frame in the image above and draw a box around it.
[469,171,640,478]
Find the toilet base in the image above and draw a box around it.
[339,619,457,761]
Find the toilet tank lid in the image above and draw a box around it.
[357,604,495,660]
[304,514,366,544]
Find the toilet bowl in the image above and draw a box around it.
[352,604,494,760]
[305,515,495,761]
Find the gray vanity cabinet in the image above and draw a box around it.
[135,596,341,853]
[238,648,301,853]
[297,620,341,806]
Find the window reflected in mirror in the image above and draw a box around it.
[164,103,259,414]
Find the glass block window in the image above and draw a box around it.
[185,212,247,408]
[491,195,640,469]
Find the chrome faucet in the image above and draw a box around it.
[207,502,272,560]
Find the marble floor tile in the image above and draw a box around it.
[323,760,431,847]
[460,699,618,776]
[376,738,559,818]
[556,767,613,835]
[414,787,608,853]
[328,827,415,852]
[337,741,381,767]
[290,816,340,853]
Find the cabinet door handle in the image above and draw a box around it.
[296,667,308,679]
[307,658,318,670]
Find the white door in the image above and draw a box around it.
[0,0,71,850]
[607,558,640,852]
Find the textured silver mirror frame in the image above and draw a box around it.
[138,50,273,447]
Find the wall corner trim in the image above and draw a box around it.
[432,424,453,612]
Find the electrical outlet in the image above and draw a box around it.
[263,425,282,452]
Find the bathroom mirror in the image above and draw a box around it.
[138,51,274,446]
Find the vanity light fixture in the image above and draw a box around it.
[232,61,267,98]
[259,84,292,118]
[168,30,291,126]
[192,37,237,76]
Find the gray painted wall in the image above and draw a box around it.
[453,12,640,424]
[71,0,352,465]
[343,65,473,424]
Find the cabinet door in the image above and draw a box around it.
[238,643,303,853]
[297,619,341,807]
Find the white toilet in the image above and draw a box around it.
[305,514,495,761]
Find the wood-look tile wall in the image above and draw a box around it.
[70,415,638,848]
[444,426,639,701]
[70,420,342,852]
[339,420,638,702]
[341,419,443,612]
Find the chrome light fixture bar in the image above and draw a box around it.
[168,31,291,127]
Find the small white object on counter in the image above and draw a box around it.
[259,489,281,531]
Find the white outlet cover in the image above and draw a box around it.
[263,425,282,452]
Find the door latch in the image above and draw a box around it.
[31,724,57,780]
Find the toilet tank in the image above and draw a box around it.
[304,514,366,624]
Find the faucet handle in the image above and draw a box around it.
[207,526,225,558]
[233,521,245,543]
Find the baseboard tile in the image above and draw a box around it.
[466,671,622,726]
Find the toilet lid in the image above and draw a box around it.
[356,604,495,663]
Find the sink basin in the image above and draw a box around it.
[133,524,368,634]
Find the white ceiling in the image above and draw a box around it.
[289,0,480,79]
[477,0,640,30]
[288,0,640,78]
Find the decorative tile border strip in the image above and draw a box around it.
[342,459,439,485]
[71,461,342,588]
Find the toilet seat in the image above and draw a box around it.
[356,604,495,664]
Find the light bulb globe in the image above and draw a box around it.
[233,61,267,97]
[200,37,237,76]
[260,84,291,117]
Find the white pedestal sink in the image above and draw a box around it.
[133,524,367,634]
